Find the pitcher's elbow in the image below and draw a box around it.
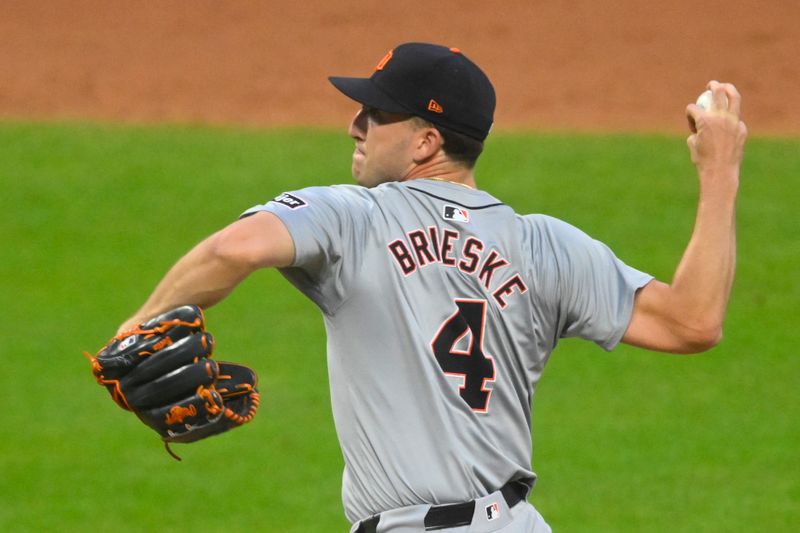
[682,325,723,353]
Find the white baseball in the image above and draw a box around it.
[696,89,728,111]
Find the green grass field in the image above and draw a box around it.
[1,122,797,532]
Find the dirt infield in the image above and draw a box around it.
[2,1,797,135]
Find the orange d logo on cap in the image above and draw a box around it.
[375,50,393,71]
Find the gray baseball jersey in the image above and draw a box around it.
[243,178,653,523]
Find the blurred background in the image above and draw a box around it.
[2,0,798,134]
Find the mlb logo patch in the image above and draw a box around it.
[486,502,501,521]
[443,205,469,222]
[118,335,137,351]
[272,193,307,209]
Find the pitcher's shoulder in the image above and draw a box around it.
[517,213,584,236]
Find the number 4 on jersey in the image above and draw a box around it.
[431,300,495,413]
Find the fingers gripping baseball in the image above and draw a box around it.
[686,81,748,176]
[85,305,260,456]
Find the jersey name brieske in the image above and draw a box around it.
[387,227,528,310]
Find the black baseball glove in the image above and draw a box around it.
[86,305,260,458]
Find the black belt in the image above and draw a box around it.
[356,480,528,532]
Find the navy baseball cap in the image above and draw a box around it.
[329,42,496,141]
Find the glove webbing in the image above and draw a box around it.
[162,386,259,462]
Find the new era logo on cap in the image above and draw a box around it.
[428,99,444,113]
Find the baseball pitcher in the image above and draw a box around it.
[97,43,747,532]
